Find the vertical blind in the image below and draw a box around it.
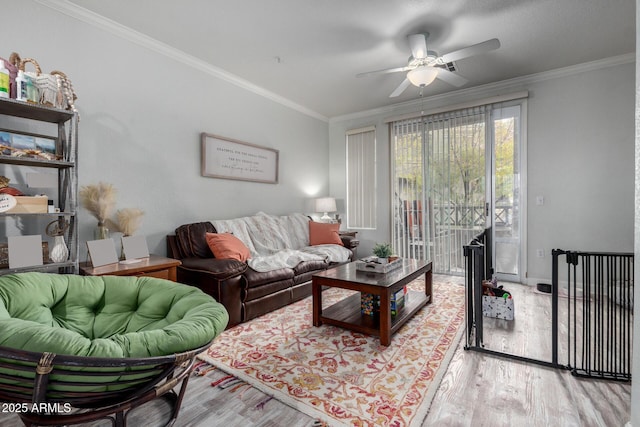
[391,106,488,274]
[391,119,427,260]
[346,127,376,229]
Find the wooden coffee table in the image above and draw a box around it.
[312,258,432,346]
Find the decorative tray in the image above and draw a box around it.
[355,256,402,274]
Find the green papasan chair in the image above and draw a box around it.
[0,272,229,427]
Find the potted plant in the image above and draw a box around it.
[372,242,392,264]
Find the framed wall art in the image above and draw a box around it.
[201,133,279,184]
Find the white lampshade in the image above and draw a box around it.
[315,197,337,221]
[407,66,439,87]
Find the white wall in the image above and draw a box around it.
[329,60,635,284]
[630,1,639,424]
[1,1,330,257]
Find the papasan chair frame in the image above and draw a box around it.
[0,340,212,427]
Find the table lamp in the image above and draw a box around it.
[315,197,337,222]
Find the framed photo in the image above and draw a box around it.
[35,137,56,156]
[0,132,10,155]
[201,133,279,184]
[0,129,59,159]
[11,134,36,151]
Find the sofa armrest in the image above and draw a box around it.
[340,235,359,249]
[167,234,181,259]
[339,235,359,261]
[176,258,247,328]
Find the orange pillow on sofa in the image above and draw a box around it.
[205,232,251,261]
[308,221,343,246]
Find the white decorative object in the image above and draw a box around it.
[45,219,70,264]
[50,235,69,263]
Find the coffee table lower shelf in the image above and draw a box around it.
[319,290,429,339]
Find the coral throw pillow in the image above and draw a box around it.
[308,221,343,246]
[205,232,251,261]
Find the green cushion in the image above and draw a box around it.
[0,272,229,358]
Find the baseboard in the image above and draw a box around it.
[521,277,584,298]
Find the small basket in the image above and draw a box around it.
[13,53,77,114]
[19,57,61,107]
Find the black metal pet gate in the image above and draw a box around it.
[464,230,633,381]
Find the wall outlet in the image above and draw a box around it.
[536,249,545,258]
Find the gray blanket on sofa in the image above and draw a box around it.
[212,212,351,272]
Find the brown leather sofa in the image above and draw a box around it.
[167,221,359,328]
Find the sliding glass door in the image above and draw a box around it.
[391,101,524,280]
[491,105,522,281]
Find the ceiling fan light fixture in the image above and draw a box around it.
[407,66,439,87]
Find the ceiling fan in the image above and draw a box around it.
[356,33,500,98]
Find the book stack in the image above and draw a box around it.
[360,286,407,317]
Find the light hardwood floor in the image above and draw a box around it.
[0,281,631,427]
[425,281,631,427]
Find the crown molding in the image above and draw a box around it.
[35,0,329,122]
[34,0,634,125]
[330,52,635,124]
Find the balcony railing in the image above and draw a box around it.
[394,202,514,275]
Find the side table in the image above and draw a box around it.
[79,255,181,282]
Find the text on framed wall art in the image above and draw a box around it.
[201,133,279,184]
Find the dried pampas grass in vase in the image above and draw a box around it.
[116,208,145,237]
[115,208,145,260]
[79,182,117,239]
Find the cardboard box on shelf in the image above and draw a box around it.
[6,196,48,213]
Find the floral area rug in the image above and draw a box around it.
[198,275,465,427]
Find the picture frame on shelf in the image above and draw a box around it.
[0,241,49,268]
[8,235,44,269]
[34,137,56,156]
[121,235,149,261]
[86,238,118,267]
[0,131,10,155]
[0,128,60,160]
[10,133,36,151]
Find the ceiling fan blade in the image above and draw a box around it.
[435,68,469,87]
[439,38,501,63]
[408,33,428,59]
[356,66,411,78]
[389,78,412,98]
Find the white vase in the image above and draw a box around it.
[50,235,69,263]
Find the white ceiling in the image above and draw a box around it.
[64,0,635,119]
